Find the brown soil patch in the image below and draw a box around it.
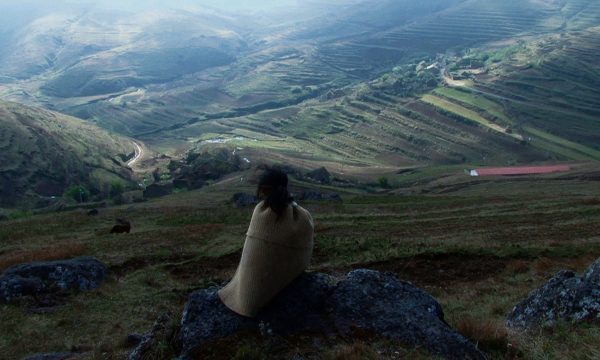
[348,254,510,288]
[533,255,599,277]
[0,244,87,272]
[166,251,241,281]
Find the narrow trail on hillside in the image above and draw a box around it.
[127,141,144,168]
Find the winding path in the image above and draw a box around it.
[127,141,143,168]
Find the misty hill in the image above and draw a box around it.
[0,100,134,207]
[0,9,248,97]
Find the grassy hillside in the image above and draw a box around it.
[0,100,134,208]
[1,170,600,359]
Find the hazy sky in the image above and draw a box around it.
[0,0,303,12]
[0,0,357,32]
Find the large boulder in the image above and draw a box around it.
[0,257,108,303]
[507,257,600,331]
[331,270,479,357]
[305,167,332,185]
[180,270,484,360]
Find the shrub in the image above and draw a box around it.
[65,185,90,203]
[8,210,32,220]
[378,177,390,188]
[109,182,124,198]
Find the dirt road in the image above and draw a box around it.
[127,141,143,168]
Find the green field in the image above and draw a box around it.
[2,171,600,359]
[421,94,519,139]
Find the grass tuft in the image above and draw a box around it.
[456,317,509,352]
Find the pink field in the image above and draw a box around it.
[470,165,571,177]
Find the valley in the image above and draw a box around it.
[2,0,599,177]
[1,0,600,359]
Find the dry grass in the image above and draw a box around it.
[533,255,598,277]
[0,243,86,272]
[506,259,530,275]
[580,197,600,206]
[455,317,509,352]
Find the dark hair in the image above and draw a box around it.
[257,168,293,216]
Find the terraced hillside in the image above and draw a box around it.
[5,0,598,136]
[309,0,580,77]
[145,1,600,171]
[424,28,600,161]
[1,0,600,174]
[0,100,134,207]
[151,32,600,171]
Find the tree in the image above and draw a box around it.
[378,177,390,189]
[65,185,90,203]
[109,182,124,199]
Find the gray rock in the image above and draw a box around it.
[127,333,145,346]
[257,272,336,336]
[507,257,600,331]
[127,313,172,360]
[180,289,256,358]
[584,257,600,286]
[0,275,45,302]
[331,270,483,359]
[232,193,258,208]
[0,257,108,303]
[22,353,77,360]
[180,270,484,360]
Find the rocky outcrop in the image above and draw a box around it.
[180,270,484,360]
[507,257,600,331]
[127,313,173,360]
[0,257,107,303]
[232,193,259,208]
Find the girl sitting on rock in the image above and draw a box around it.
[218,168,314,318]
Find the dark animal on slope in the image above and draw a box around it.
[111,219,131,234]
[87,209,99,216]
